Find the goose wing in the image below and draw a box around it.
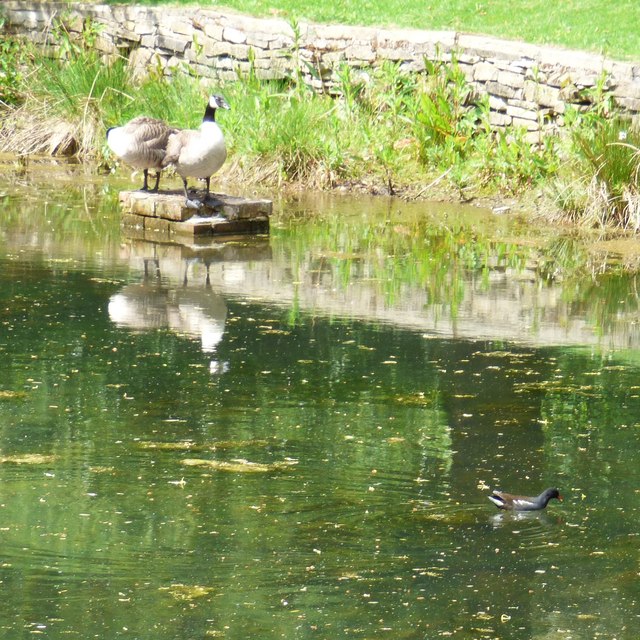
[162,130,198,166]
[125,117,177,147]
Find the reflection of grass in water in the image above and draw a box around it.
[276,204,553,314]
[277,194,640,346]
[515,380,600,396]
[393,392,435,407]
[0,164,122,255]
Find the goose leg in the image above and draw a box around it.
[151,171,161,192]
[203,176,222,208]
[141,169,150,191]
[183,177,201,210]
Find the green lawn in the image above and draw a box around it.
[101,0,639,60]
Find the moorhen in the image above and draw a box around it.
[488,487,563,511]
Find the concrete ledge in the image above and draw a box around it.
[118,190,271,238]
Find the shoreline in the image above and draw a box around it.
[0,150,572,226]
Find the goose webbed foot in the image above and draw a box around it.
[203,194,224,208]
[202,177,224,209]
[181,179,200,208]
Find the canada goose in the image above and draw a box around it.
[162,94,230,208]
[107,116,177,192]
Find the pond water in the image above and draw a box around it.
[1,161,640,639]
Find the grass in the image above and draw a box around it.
[556,115,640,229]
[95,0,640,61]
[1,13,640,229]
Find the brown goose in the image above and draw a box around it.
[107,116,177,192]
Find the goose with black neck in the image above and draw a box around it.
[162,94,230,209]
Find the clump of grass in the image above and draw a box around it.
[0,16,211,158]
[1,56,124,157]
[0,17,32,107]
[555,76,640,230]
[570,116,640,228]
[480,127,561,191]
[413,56,485,165]
[0,18,131,156]
[224,79,346,187]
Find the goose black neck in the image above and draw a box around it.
[203,104,217,123]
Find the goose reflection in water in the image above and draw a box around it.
[108,282,229,374]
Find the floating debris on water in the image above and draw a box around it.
[182,458,298,473]
[139,438,274,451]
[159,583,213,601]
[0,390,27,400]
[0,454,56,465]
[139,441,197,451]
[393,393,433,407]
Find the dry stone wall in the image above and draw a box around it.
[4,1,640,139]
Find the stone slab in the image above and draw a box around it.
[119,190,272,223]
[119,190,271,238]
[169,216,270,237]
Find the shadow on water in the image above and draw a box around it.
[1,162,640,638]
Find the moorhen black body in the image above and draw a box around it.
[488,487,563,511]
